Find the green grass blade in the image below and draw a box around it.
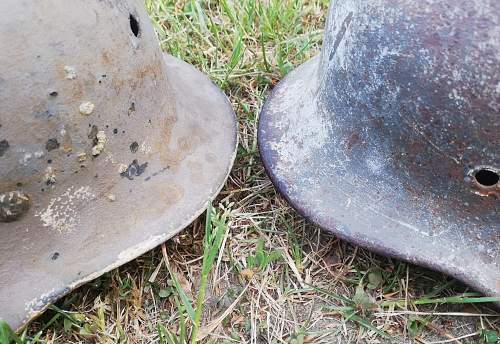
[0,320,19,344]
[164,261,195,322]
[345,312,391,339]
[414,295,500,305]
[190,204,229,344]
[381,294,500,308]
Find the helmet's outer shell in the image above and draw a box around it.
[0,0,237,329]
[259,0,499,299]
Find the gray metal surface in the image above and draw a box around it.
[259,0,499,300]
[0,0,237,329]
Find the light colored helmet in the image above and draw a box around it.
[0,0,237,329]
[259,0,499,302]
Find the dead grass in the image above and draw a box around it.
[19,0,500,343]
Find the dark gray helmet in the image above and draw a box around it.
[0,0,237,329]
[259,0,499,301]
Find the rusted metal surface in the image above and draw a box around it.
[259,0,499,301]
[0,0,237,329]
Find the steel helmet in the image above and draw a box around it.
[259,0,499,301]
[0,0,237,329]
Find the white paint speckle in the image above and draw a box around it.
[140,141,152,154]
[25,289,57,313]
[267,59,328,179]
[34,150,45,159]
[35,186,95,233]
[64,66,77,80]
[21,152,33,165]
[365,154,385,174]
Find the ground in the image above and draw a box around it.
[15,0,500,343]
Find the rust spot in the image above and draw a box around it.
[101,50,111,64]
[345,132,360,150]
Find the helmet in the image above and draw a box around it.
[0,0,237,329]
[259,0,499,300]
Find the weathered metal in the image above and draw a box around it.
[0,0,237,329]
[259,0,499,301]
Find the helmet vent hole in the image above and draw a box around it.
[474,169,499,187]
[129,14,140,37]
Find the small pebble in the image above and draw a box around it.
[91,131,107,156]
[96,131,106,143]
[106,194,116,202]
[77,152,87,162]
[91,144,104,156]
[118,163,128,174]
[0,191,31,222]
[79,102,95,116]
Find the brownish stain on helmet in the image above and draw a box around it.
[259,0,499,302]
[0,0,237,329]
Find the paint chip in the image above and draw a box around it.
[120,160,148,180]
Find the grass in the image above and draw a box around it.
[8,0,500,342]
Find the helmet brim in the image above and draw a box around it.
[258,56,499,304]
[0,54,237,330]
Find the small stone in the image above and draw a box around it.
[91,131,107,156]
[64,66,77,79]
[79,102,95,116]
[91,143,104,156]
[77,152,87,162]
[0,191,30,222]
[118,163,128,174]
[96,131,106,143]
[106,194,116,202]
